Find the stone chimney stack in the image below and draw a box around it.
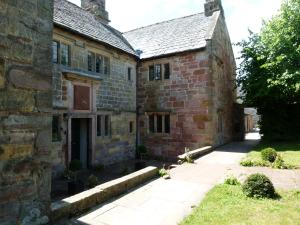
[204,0,224,17]
[81,0,110,24]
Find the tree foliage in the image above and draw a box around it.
[238,0,300,140]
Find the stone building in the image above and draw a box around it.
[51,0,138,176]
[0,0,241,222]
[50,0,240,171]
[125,0,238,159]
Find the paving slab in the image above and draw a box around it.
[65,133,299,225]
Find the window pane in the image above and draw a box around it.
[52,41,58,63]
[97,115,102,136]
[96,55,102,73]
[105,115,110,136]
[60,43,70,66]
[129,121,134,133]
[88,52,95,72]
[149,115,154,133]
[165,114,170,133]
[52,116,61,142]
[149,66,154,81]
[157,115,162,133]
[103,57,110,75]
[128,67,132,81]
[154,64,161,80]
[164,63,170,79]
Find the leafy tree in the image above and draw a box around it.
[238,0,300,140]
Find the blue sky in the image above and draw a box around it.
[68,0,282,60]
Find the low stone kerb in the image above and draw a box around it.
[51,166,158,222]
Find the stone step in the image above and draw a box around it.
[178,146,213,161]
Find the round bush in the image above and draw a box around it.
[261,148,277,162]
[242,173,275,198]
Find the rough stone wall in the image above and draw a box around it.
[208,14,237,145]
[0,0,53,224]
[137,51,214,159]
[95,112,136,166]
[52,27,136,171]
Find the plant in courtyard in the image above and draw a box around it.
[242,173,276,199]
[87,174,99,188]
[261,148,277,163]
[158,168,168,177]
[240,159,270,167]
[224,176,240,185]
[185,155,194,164]
[62,169,75,180]
[69,160,82,171]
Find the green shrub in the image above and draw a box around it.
[87,175,98,188]
[242,173,275,198]
[185,155,194,164]
[224,176,240,185]
[240,159,254,167]
[93,163,104,171]
[62,169,75,180]
[69,160,82,171]
[272,154,288,169]
[158,168,168,177]
[261,148,277,163]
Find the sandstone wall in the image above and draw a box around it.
[208,15,238,145]
[137,51,213,159]
[0,0,53,224]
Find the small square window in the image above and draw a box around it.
[128,67,132,81]
[154,64,162,80]
[164,63,170,79]
[103,56,110,75]
[88,52,95,72]
[60,43,70,66]
[129,121,134,133]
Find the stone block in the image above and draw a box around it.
[0,144,33,160]
[9,66,51,91]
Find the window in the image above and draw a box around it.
[128,67,132,81]
[96,55,103,73]
[148,113,170,134]
[97,115,102,136]
[154,64,161,80]
[149,63,170,81]
[129,121,134,133]
[52,41,59,63]
[88,52,95,72]
[103,56,110,75]
[97,115,111,137]
[60,43,70,66]
[149,65,155,81]
[164,63,170,79]
[52,115,61,142]
[149,114,155,133]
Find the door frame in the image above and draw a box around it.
[67,114,95,167]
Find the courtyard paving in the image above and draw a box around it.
[66,133,300,225]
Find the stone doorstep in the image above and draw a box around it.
[51,166,158,222]
[178,146,213,160]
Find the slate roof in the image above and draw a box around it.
[123,12,220,59]
[53,0,137,56]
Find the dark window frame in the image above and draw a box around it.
[129,121,134,133]
[148,113,170,134]
[128,67,132,81]
[97,114,111,138]
[60,42,71,67]
[164,63,170,79]
[149,63,170,81]
[52,41,59,64]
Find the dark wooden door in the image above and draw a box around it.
[71,119,81,161]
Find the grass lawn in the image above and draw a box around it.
[242,141,300,168]
[180,184,300,225]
